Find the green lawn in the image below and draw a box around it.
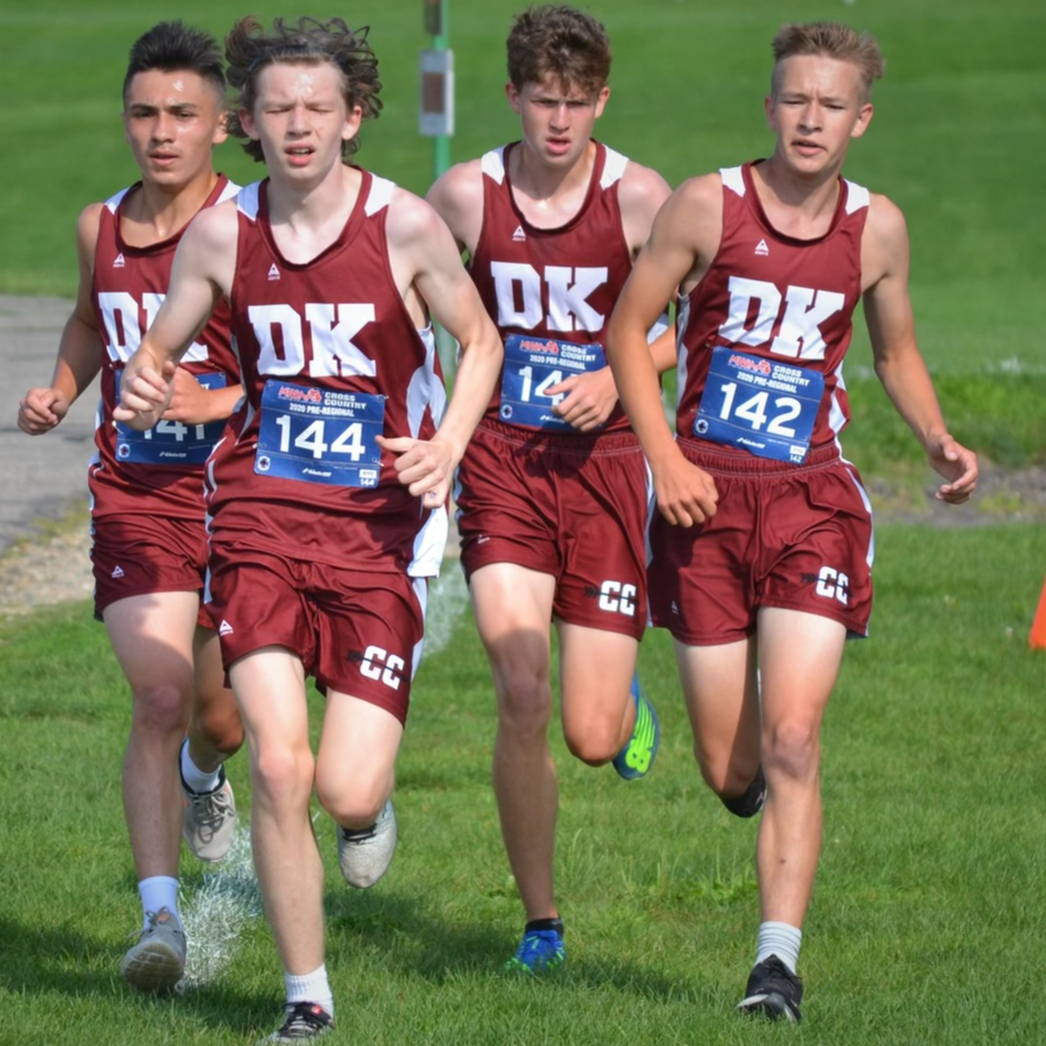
[1,524,1044,1044]
[2,0,1044,375]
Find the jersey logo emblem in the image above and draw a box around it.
[111,565,125,579]
[219,619,234,636]
[754,239,769,257]
[512,225,526,242]
[267,263,280,282]
[113,253,126,269]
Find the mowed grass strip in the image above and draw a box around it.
[0,522,1043,1045]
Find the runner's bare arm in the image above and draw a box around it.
[425,160,484,257]
[18,205,105,434]
[863,196,978,503]
[115,204,238,429]
[547,162,675,432]
[162,368,244,425]
[607,178,720,525]
[379,192,503,502]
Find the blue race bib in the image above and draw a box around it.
[115,372,227,466]
[499,334,606,432]
[254,380,385,488]
[694,347,824,464]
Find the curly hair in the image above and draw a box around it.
[123,21,226,106]
[225,16,382,163]
[506,5,611,96]
[771,22,885,103]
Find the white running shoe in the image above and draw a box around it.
[337,799,397,888]
[182,771,237,862]
[120,907,186,993]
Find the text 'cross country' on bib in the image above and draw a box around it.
[255,379,385,488]
[499,334,606,432]
[115,372,227,466]
[694,347,824,464]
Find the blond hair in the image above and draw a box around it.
[771,22,885,102]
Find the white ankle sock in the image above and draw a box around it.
[138,875,180,930]
[755,921,802,974]
[180,739,222,794]
[285,964,334,1017]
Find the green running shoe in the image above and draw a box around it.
[612,676,659,780]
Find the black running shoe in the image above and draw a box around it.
[720,766,766,819]
[736,954,803,1023]
[259,1002,334,1043]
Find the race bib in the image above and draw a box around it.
[115,372,227,466]
[693,347,824,464]
[254,380,385,488]
[499,334,606,432]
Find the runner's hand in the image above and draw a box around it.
[377,434,454,505]
[927,434,978,504]
[548,367,618,432]
[653,453,719,527]
[114,359,177,431]
[17,387,70,435]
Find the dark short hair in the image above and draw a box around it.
[225,16,382,164]
[122,21,226,105]
[507,5,611,96]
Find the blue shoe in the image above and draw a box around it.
[612,676,660,780]
[504,922,565,974]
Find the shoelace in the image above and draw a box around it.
[127,908,183,942]
[189,788,232,833]
[278,1002,331,1036]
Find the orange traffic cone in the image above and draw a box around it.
[1030,574,1046,650]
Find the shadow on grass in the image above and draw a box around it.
[0,914,272,1035]
[324,887,695,1002]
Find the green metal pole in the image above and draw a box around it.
[432,0,451,181]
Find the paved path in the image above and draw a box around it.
[0,295,95,552]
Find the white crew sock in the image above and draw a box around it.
[285,964,334,1017]
[180,738,222,795]
[755,921,802,974]
[138,875,180,930]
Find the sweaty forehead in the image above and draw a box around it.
[257,59,343,97]
[125,68,214,107]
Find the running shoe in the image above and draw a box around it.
[504,923,565,974]
[182,768,237,862]
[736,954,804,1023]
[258,1002,334,1043]
[337,798,397,888]
[612,676,660,780]
[120,907,186,993]
[720,766,766,818]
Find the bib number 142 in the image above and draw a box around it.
[694,346,823,463]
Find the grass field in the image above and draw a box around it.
[1,1,1045,1044]
[2,0,1044,376]
[1,524,1045,1046]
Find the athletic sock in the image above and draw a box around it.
[285,964,334,1018]
[525,917,564,937]
[755,921,802,974]
[180,738,223,795]
[138,875,181,930]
